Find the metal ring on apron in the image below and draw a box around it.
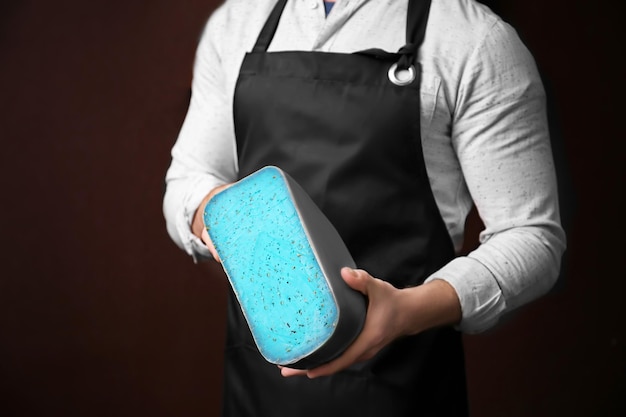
[388,63,416,86]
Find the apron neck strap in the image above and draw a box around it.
[399,0,431,68]
[406,0,431,52]
[253,0,288,53]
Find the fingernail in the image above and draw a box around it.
[342,267,357,277]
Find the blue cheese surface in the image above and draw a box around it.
[204,167,339,364]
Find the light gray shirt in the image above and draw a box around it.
[163,0,566,333]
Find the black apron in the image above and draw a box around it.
[223,0,468,415]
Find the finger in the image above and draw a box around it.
[306,335,370,378]
[307,270,386,378]
[340,267,372,296]
[306,313,388,379]
[280,367,309,377]
[201,228,221,263]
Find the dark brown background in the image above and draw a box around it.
[1,1,624,416]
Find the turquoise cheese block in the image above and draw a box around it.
[204,166,365,368]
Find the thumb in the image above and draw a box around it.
[202,228,221,263]
[340,267,371,296]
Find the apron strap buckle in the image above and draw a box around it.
[388,62,416,86]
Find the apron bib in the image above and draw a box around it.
[222,1,468,415]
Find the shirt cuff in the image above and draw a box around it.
[174,206,212,263]
[424,256,506,333]
[176,177,223,263]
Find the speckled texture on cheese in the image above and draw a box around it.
[204,166,338,365]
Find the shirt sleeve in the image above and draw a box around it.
[162,5,239,262]
[424,20,566,333]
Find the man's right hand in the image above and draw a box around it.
[191,183,233,262]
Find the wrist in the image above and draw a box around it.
[399,279,462,336]
[191,193,212,239]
